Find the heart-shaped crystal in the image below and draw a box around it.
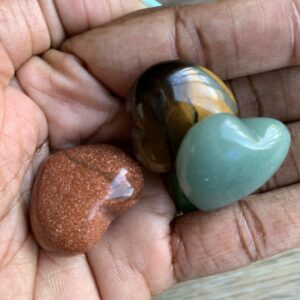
[128,60,238,173]
[176,114,290,211]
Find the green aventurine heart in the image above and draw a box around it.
[176,114,291,211]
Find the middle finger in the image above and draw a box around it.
[63,0,300,97]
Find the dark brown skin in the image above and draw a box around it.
[1,0,300,299]
[30,145,143,254]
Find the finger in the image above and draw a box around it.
[40,0,157,46]
[63,0,299,97]
[231,66,300,123]
[33,252,100,299]
[171,183,300,282]
[0,0,151,86]
[87,173,177,299]
[17,49,131,149]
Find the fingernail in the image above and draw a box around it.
[143,0,162,7]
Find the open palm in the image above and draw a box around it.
[1,0,300,299]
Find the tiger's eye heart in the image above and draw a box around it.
[30,145,144,255]
[176,114,291,211]
[128,60,238,173]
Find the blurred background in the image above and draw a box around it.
[154,0,300,300]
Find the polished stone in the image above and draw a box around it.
[176,114,291,211]
[128,60,238,173]
[30,145,144,254]
[163,172,197,213]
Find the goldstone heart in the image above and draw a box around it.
[176,114,291,211]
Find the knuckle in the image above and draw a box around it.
[287,0,300,64]
[170,5,207,64]
[234,200,267,262]
[171,225,192,282]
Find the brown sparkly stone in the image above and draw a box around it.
[30,144,144,255]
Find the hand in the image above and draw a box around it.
[1,0,300,299]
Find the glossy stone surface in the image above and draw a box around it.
[30,145,144,255]
[128,60,238,173]
[176,114,290,211]
[162,172,197,214]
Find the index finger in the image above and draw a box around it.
[63,0,299,97]
[0,0,153,86]
[171,183,300,282]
